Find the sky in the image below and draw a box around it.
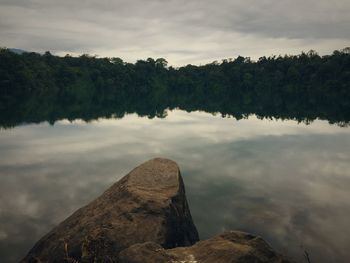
[0,0,349,65]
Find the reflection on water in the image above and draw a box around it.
[0,110,349,263]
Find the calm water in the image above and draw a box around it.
[0,110,350,262]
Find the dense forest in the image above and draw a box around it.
[0,47,349,128]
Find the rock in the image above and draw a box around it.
[22,158,293,263]
[22,158,199,263]
[118,231,292,263]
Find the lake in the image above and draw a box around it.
[0,110,349,262]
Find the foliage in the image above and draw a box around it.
[0,48,349,127]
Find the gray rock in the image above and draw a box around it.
[119,231,292,263]
[22,158,199,262]
[22,158,293,263]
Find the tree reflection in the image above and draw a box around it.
[0,47,349,128]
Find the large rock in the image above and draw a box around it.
[22,158,199,262]
[23,158,292,263]
[118,231,292,263]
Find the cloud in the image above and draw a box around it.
[0,0,349,65]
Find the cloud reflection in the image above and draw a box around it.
[0,110,349,262]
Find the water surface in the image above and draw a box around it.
[0,110,349,262]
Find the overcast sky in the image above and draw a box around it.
[0,0,349,65]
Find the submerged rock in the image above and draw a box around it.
[23,158,199,262]
[22,158,292,263]
[118,231,292,263]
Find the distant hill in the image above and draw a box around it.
[9,48,28,54]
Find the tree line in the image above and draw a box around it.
[0,47,349,128]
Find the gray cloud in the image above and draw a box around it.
[0,0,349,65]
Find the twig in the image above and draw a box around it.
[304,250,311,263]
